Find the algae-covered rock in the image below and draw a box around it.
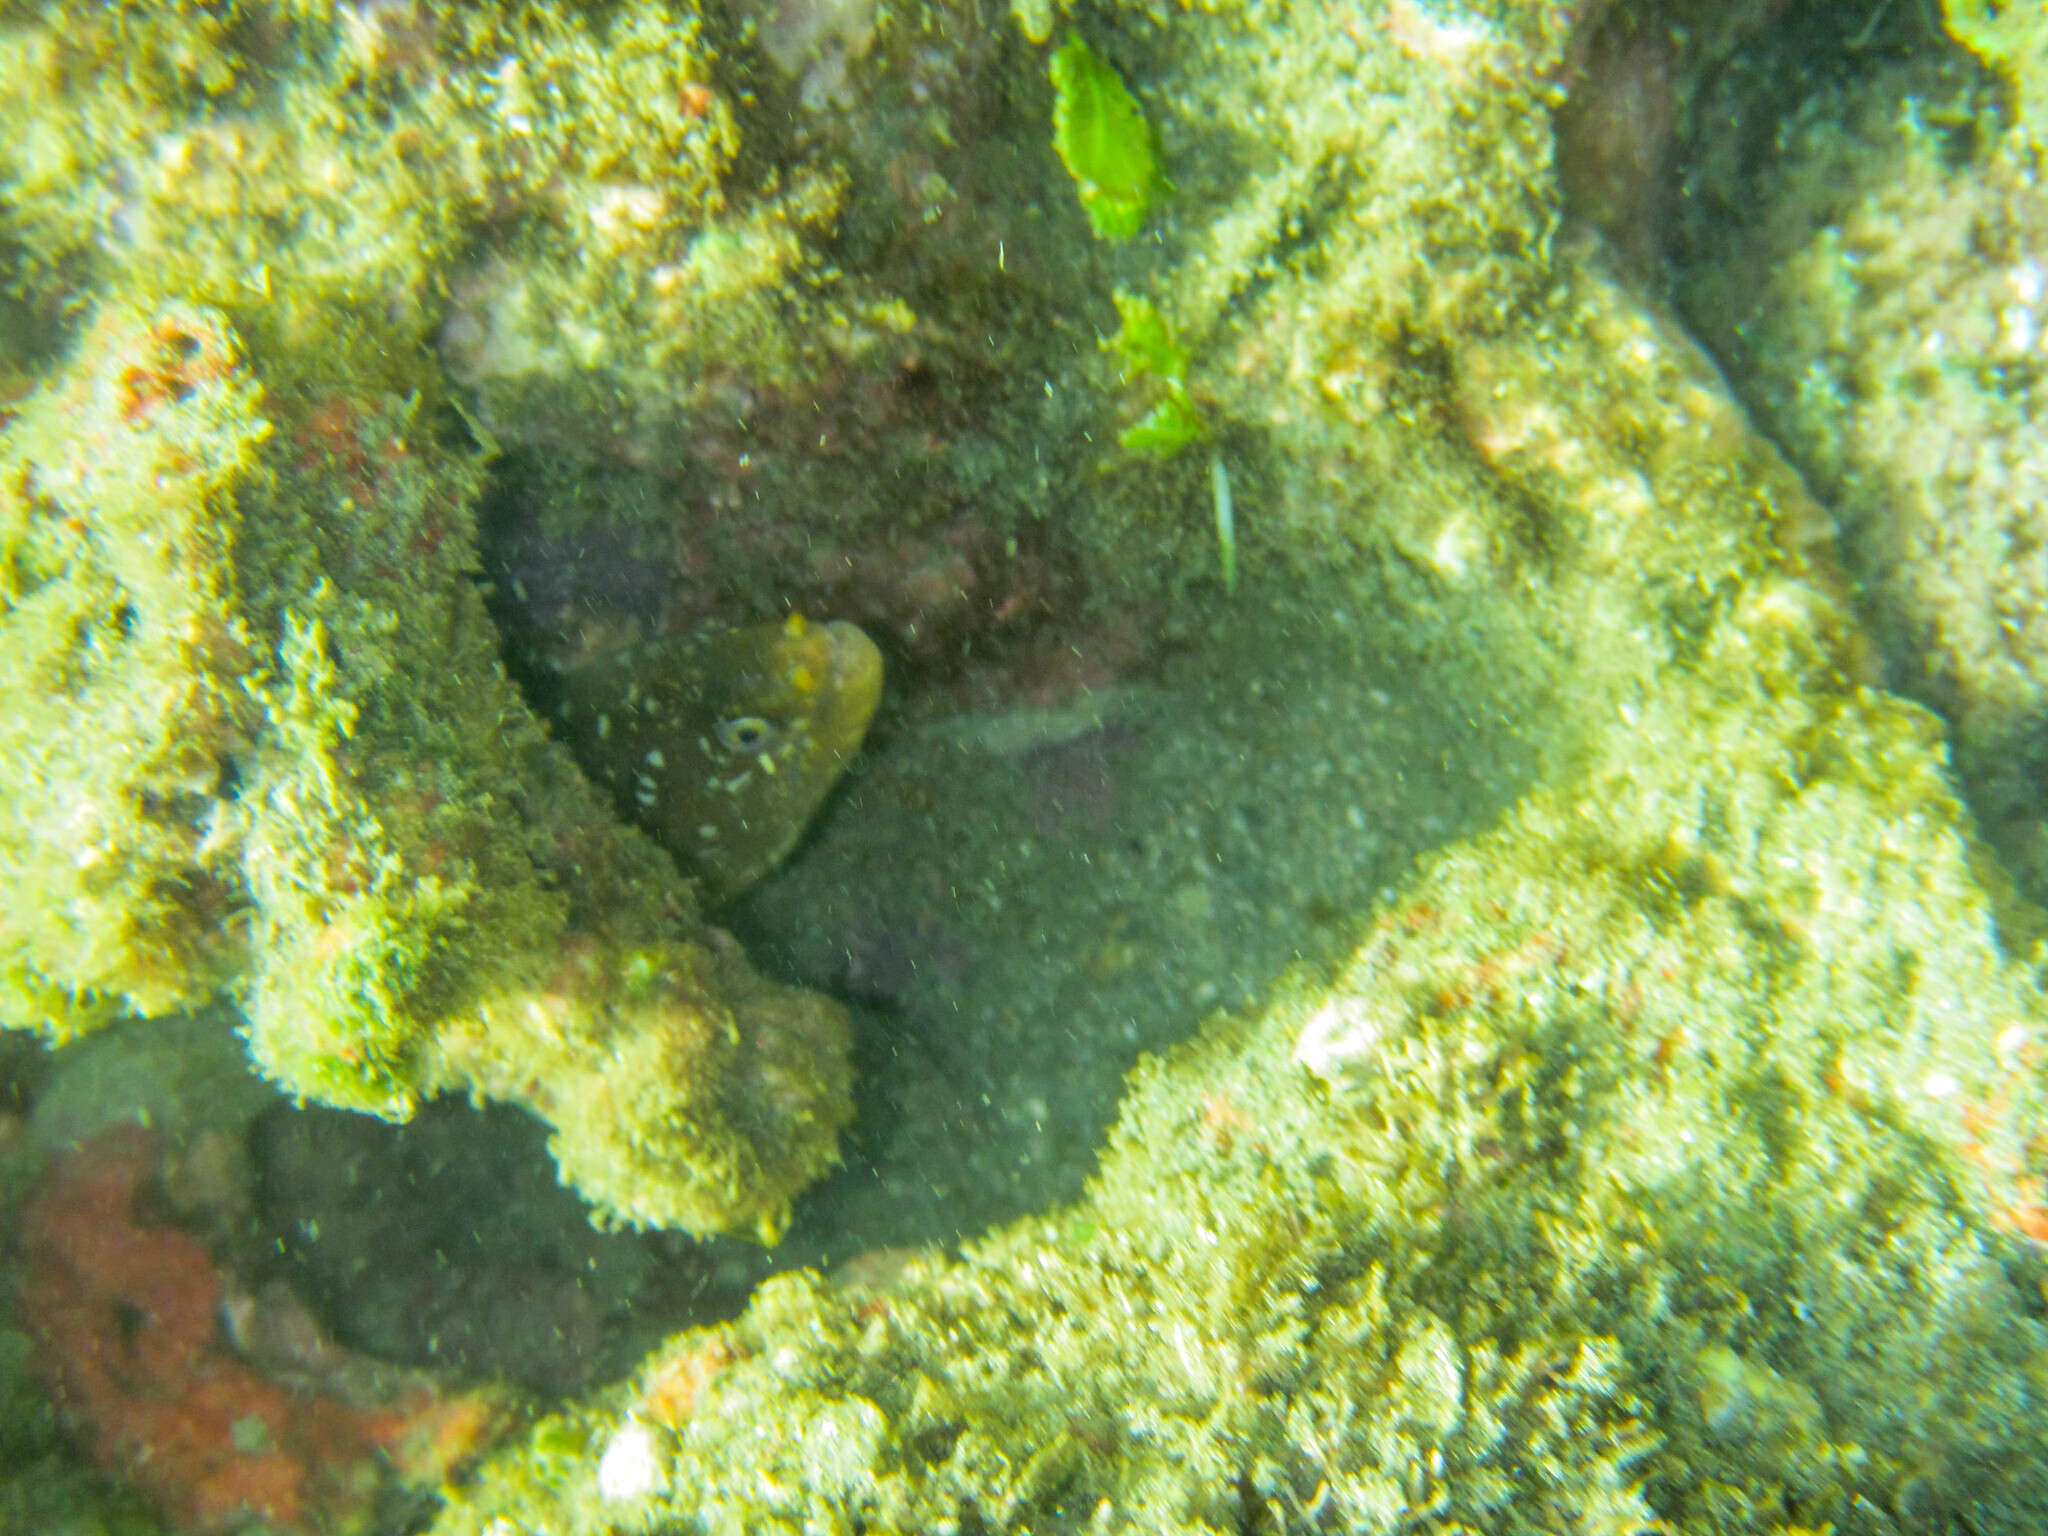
[1670,15,2048,895]
[0,295,851,1239]
[412,0,2048,1528]
[0,0,1077,1248]
[1945,0,2048,156]
[7,0,2048,1529]
[0,0,888,1239]
[0,304,265,1029]
[430,591,2048,1533]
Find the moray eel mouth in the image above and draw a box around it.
[551,615,884,904]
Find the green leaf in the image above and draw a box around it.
[1050,31,1169,242]
[1118,393,1207,458]
[1107,291,1188,386]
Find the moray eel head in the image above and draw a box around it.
[553,615,883,904]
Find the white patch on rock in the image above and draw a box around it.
[596,1418,667,1503]
[1295,994,1381,1079]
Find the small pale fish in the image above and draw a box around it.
[554,615,883,904]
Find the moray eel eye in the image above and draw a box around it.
[716,715,778,754]
[553,618,882,903]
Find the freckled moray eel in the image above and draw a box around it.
[550,615,883,904]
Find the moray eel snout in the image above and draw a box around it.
[553,615,883,904]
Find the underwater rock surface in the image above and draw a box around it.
[3,0,2048,1532]
[0,297,852,1242]
[441,597,2048,1534]
[1673,13,2048,901]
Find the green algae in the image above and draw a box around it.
[1106,291,1207,458]
[1050,30,1171,241]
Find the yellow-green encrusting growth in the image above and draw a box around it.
[1944,0,2048,155]
[0,304,265,1031]
[0,4,761,382]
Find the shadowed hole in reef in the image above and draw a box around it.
[248,1097,771,1399]
[1664,0,1990,309]
[252,511,1551,1388]
[728,567,1550,1272]
[1556,0,1977,286]
[255,325,1551,1386]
